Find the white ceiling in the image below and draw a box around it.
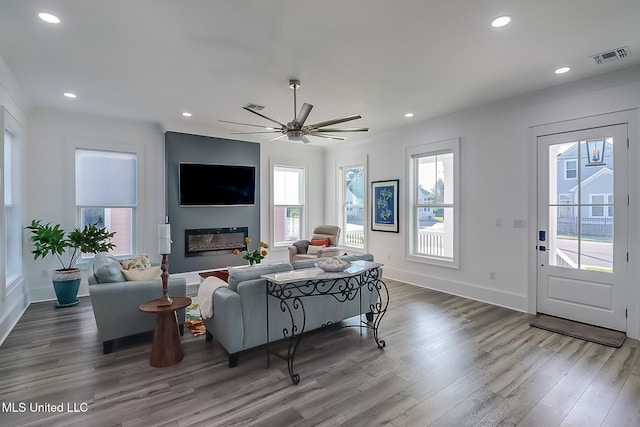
[1,1,639,145]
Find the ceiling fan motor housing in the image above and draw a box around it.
[288,129,305,140]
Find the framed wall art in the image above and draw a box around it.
[371,179,399,233]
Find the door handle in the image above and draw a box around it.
[538,245,548,252]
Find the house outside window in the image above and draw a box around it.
[341,165,365,248]
[273,165,304,246]
[76,149,136,258]
[407,138,459,267]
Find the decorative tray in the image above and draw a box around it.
[315,261,352,272]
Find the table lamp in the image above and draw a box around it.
[158,223,173,307]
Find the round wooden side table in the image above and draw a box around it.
[139,296,192,368]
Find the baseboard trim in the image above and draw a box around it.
[382,266,528,313]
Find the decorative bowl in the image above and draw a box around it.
[316,261,352,272]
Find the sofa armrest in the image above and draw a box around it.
[209,287,244,354]
[288,246,298,263]
[89,278,187,342]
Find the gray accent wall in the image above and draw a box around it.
[165,131,260,273]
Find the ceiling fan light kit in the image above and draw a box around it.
[220,79,368,144]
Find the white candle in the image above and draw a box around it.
[158,224,172,254]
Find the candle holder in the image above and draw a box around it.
[157,253,173,307]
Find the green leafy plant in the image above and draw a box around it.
[26,219,116,270]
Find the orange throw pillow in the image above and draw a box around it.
[310,238,330,247]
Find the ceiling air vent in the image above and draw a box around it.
[592,46,631,64]
[244,103,264,111]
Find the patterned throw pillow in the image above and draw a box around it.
[119,254,152,271]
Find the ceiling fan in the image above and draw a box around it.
[219,79,368,144]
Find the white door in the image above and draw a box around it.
[537,123,628,331]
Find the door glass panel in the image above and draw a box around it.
[547,138,614,272]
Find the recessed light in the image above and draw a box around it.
[555,67,571,74]
[38,12,60,24]
[491,15,511,28]
[63,92,77,99]
[182,112,192,117]
[404,113,414,118]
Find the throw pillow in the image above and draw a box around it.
[311,237,330,247]
[293,240,310,254]
[119,254,152,270]
[307,244,326,255]
[122,265,162,281]
[93,253,126,283]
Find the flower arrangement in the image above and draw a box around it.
[233,237,269,265]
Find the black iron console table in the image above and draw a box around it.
[262,260,389,384]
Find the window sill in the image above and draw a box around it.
[407,253,459,269]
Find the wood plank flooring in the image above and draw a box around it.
[1,279,639,426]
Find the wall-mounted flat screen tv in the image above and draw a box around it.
[179,163,256,206]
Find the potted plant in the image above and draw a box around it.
[25,219,116,307]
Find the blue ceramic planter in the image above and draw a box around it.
[52,269,81,308]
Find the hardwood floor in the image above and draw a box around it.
[1,279,639,426]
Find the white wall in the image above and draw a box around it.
[325,65,640,338]
[24,108,166,302]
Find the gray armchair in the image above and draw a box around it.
[288,225,341,263]
[88,253,187,354]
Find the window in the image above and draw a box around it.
[273,165,304,246]
[76,149,137,257]
[559,194,573,218]
[407,138,459,267]
[3,129,22,286]
[340,165,365,248]
[565,159,577,179]
[590,194,613,218]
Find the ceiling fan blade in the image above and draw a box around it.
[309,133,345,141]
[314,127,369,132]
[269,134,288,142]
[302,136,312,144]
[230,131,281,135]
[242,105,286,127]
[308,114,362,129]
[218,119,275,129]
[295,103,313,126]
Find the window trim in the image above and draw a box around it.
[270,159,308,250]
[272,164,306,247]
[2,109,24,294]
[68,140,143,262]
[336,157,367,251]
[406,137,460,268]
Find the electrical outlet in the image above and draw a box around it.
[489,271,496,280]
[496,218,503,228]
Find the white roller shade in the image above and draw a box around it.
[76,149,137,206]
